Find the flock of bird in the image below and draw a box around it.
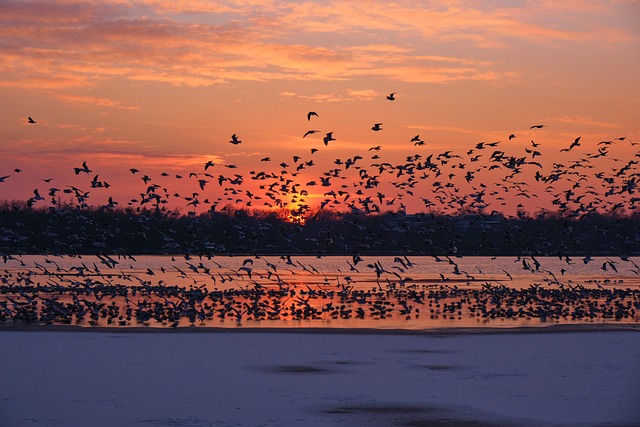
[0,92,639,328]
[8,92,639,221]
[1,254,638,327]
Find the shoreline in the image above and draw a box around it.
[1,321,638,335]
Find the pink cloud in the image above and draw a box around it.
[0,1,536,90]
[549,116,620,128]
[280,89,378,103]
[3,0,631,96]
[54,93,140,110]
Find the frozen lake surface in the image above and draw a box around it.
[0,329,638,426]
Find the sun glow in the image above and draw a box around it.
[286,204,309,224]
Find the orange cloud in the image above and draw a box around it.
[285,1,637,46]
[54,93,141,110]
[281,88,378,103]
[6,0,598,91]
[3,0,632,99]
[549,116,620,129]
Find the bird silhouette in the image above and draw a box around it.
[386,93,395,101]
[73,161,92,175]
[560,136,581,152]
[27,117,36,124]
[229,134,242,145]
[323,132,335,146]
[307,111,319,121]
[371,123,383,131]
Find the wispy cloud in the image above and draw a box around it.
[549,116,620,128]
[0,0,637,163]
[284,1,637,46]
[1,142,226,170]
[54,94,140,110]
[281,88,378,102]
[9,0,632,91]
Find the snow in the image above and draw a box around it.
[0,328,638,426]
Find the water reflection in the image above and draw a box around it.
[1,255,639,329]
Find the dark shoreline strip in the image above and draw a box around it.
[0,323,638,336]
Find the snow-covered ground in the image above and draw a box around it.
[1,328,638,426]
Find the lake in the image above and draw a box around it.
[1,255,639,330]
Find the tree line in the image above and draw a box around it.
[0,200,638,256]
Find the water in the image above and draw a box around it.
[1,255,639,329]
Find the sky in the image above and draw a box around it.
[1,0,639,216]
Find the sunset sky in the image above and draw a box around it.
[1,0,639,215]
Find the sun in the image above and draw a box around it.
[286,204,309,224]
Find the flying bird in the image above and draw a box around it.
[371,123,383,131]
[307,111,319,121]
[32,189,44,201]
[323,132,335,146]
[27,117,36,124]
[0,175,10,182]
[508,134,516,140]
[386,93,396,101]
[530,124,545,129]
[229,134,242,145]
[303,130,320,138]
[560,136,581,152]
[74,161,91,175]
